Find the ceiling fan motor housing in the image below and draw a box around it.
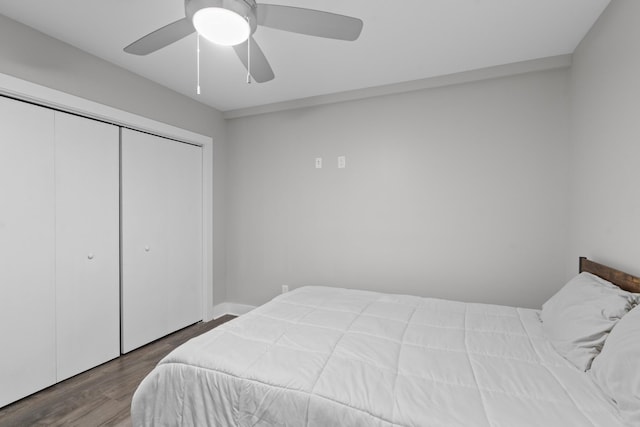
[185,0,258,34]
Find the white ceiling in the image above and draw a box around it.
[0,0,610,113]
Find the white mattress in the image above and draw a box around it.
[131,286,625,426]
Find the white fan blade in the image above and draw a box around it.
[233,37,275,83]
[257,4,363,41]
[124,18,195,55]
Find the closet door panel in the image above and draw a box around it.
[54,112,120,381]
[121,129,202,353]
[0,97,56,407]
[121,129,169,352]
[164,140,203,330]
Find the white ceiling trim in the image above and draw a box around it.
[0,71,211,145]
[224,54,572,119]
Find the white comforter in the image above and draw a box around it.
[131,286,625,426]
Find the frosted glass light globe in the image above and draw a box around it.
[193,7,250,46]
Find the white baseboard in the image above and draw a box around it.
[211,302,256,320]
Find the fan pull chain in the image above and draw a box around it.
[246,17,252,84]
[196,34,201,94]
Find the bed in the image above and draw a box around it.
[131,258,640,426]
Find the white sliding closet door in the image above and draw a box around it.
[121,129,203,353]
[0,97,56,407]
[54,112,120,381]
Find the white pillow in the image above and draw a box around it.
[590,304,640,425]
[540,272,635,371]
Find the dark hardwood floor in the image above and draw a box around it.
[0,315,235,427]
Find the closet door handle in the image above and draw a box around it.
[87,253,94,260]
[144,246,150,252]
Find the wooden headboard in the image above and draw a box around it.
[579,257,640,293]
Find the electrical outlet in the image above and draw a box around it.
[338,156,346,169]
[282,285,289,294]
[315,158,322,169]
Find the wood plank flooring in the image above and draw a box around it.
[0,315,235,427]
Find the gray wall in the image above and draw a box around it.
[568,0,640,277]
[7,0,637,312]
[0,14,228,306]
[226,69,571,308]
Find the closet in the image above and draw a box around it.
[0,96,204,407]
[0,98,119,406]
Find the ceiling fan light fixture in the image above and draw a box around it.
[125,0,364,84]
[192,7,250,46]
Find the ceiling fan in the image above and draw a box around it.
[124,0,364,83]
